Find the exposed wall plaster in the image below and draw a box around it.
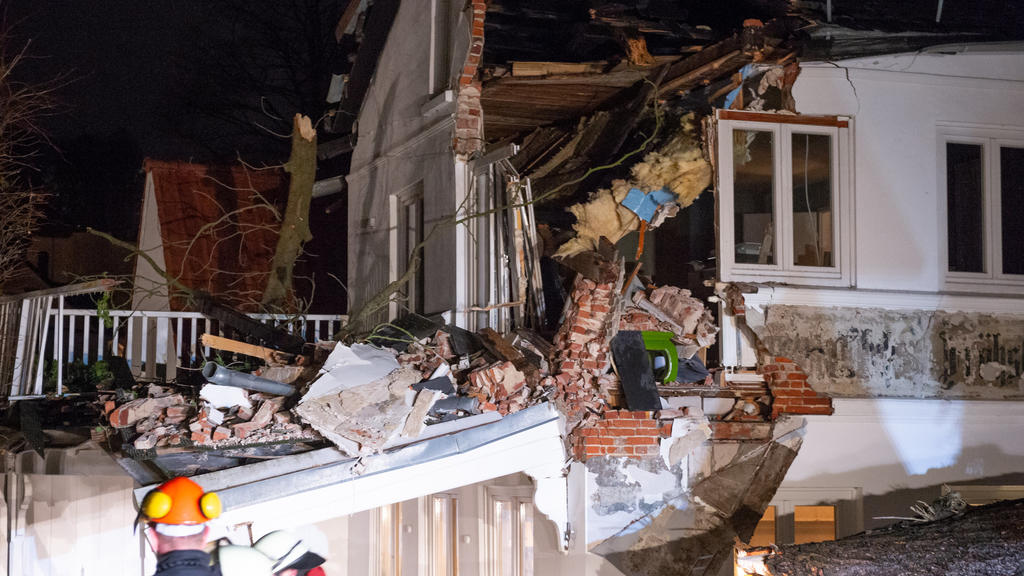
[752,305,1024,398]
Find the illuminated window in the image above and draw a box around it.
[486,487,533,576]
[734,488,861,576]
[429,494,459,576]
[375,503,402,576]
[717,111,852,287]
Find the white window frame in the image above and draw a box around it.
[422,493,460,576]
[938,123,1024,293]
[372,503,403,576]
[717,111,854,287]
[388,182,426,318]
[484,485,534,576]
[768,487,863,544]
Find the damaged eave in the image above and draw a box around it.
[133,403,571,549]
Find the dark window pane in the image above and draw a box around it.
[947,143,985,273]
[733,130,775,265]
[792,133,833,267]
[1001,147,1024,275]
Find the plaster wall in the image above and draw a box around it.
[347,0,469,322]
[781,397,1024,528]
[793,50,1024,293]
[755,304,1024,398]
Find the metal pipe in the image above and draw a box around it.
[202,363,296,396]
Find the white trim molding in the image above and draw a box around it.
[741,285,1024,315]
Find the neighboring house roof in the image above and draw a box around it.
[142,159,288,311]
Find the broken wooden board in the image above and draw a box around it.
[201,334,283,364]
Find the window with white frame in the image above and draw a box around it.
[427,494,459,576]
[374,503,403,576]
[733,487,862,576]
[940,126,1024,289]
[390,183,426,316]
[486,486,534,576]
[717,111,852,286]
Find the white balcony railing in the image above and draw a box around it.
[0,281,345,400]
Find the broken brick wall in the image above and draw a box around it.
[453,0,485,157]
[571,410,668,460]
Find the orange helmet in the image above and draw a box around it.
[141,477,222,526]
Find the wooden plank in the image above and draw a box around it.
[200,334,282,363]
[718,109,850,128]
[511,61,608,77]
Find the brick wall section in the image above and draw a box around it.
[762,356,833,418]
[572,410,669,460]
[549,276,620,424]
[453,0,486,157]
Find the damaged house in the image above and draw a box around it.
[339,0,1024,575]
[0,0,1022,575]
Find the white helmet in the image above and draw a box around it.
[254,530,326,574]
[217,544,275,576]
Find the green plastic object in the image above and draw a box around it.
[641,331,678,384]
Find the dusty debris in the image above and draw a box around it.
[294,366,422,456]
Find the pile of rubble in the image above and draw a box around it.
[97,250,718,468]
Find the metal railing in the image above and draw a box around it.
[0,281,345,400]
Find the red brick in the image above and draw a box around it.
[231,421,263,439]
[212,427,232,441]
[659,423,673,437]
[761,364,780,373]
[785,372,808,380]
[775,357,793,363]
[626,436,658,446]
[166,405,189,419]
[190,431,210,444]
[585,445,605,457]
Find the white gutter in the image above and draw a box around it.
[135,403,570,550]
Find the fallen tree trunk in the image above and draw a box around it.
[263,113,316,308]
[763,498,1024,576]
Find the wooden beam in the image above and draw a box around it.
[718,109,850,128]
[658,50,743,96]
[200,334,279,363]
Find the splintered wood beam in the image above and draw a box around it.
[657,50,743,96]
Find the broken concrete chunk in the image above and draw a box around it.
[295,366,422,455]
[401,389,442,438]
[133,433,159,450]
[200,384,252,410]
[301,343,400,402]
[199,405,225,427]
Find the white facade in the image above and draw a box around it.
[720,45,1024,553]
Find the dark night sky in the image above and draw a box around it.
[10,1,208,158]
